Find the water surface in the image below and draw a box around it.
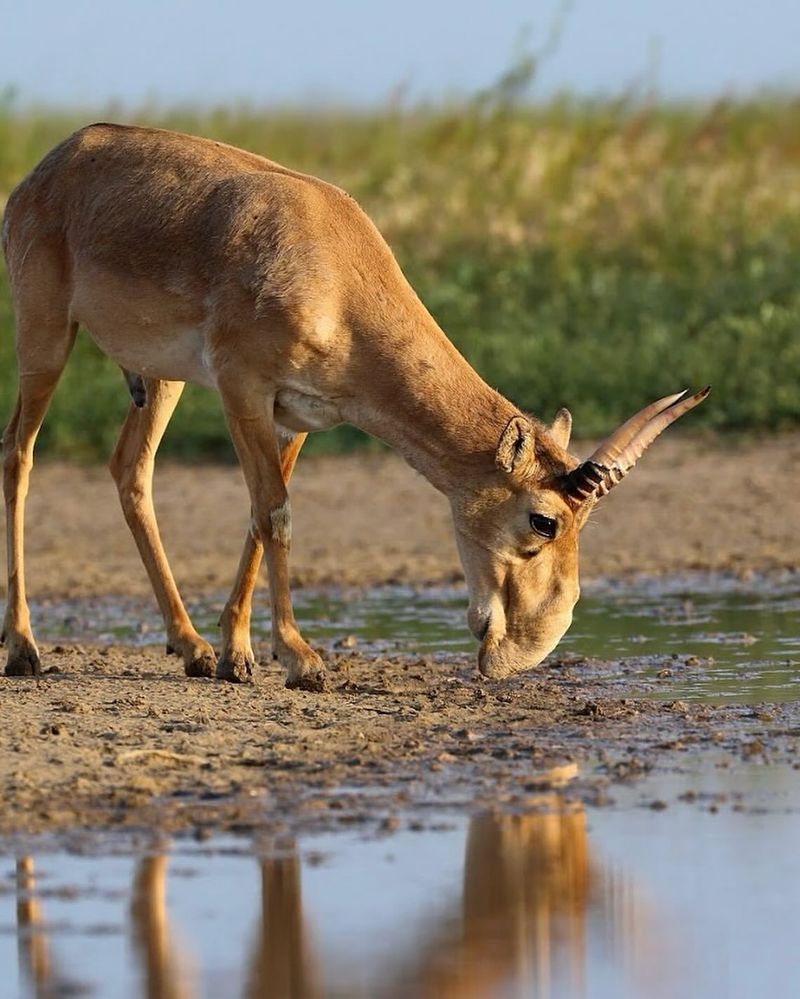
[3,759,800,999]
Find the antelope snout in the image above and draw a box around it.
[478,609,574,679]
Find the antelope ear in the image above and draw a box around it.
[550,407,572,449]
[496,417,536,476]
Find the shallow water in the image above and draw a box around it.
[2,760,800,999]
[32,573,800,704]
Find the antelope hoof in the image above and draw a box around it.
[5,641,42,677]
[184,650,217,679]
[216,650,255,684]
[286,668,327,693]
[276,637,327,692]
[166,637,217,678]
[284,651,327,692]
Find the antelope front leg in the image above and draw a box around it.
[216,525,262,683]
[217,434,307,684]
[221,394,324,691]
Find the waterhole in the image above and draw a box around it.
[30,572,800,704]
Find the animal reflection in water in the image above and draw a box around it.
[15,803,672,998]
[15,857,88,998]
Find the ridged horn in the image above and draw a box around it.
[563,386,710,502]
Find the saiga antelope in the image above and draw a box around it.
[1,124,708,690]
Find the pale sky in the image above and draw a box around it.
[4,0,800,108]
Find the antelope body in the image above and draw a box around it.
[1,124,708,688]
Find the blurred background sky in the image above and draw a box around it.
[4,0,799,108]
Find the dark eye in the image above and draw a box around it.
[530,513,558,539]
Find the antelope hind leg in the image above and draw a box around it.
[109,378,217,678]
[3,348,76,675]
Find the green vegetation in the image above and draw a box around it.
[1,90,799,460]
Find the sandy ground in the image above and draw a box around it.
[1,434,799,840]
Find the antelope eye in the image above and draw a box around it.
[530,513,558,539]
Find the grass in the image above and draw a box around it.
[1,89,799,460]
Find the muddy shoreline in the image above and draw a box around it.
[1,437,799,842]
[3,636,799,843]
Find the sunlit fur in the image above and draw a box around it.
[2,124,695,686]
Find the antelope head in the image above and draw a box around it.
[453,388,710,678]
